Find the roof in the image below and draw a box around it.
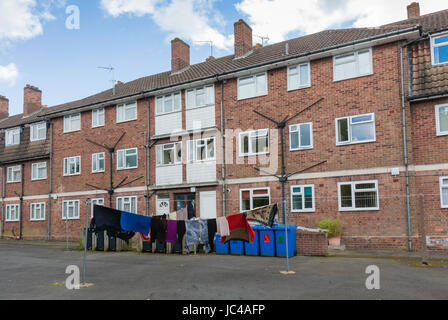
[0,109,46,130]
[382,8,448,33]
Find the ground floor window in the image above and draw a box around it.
[6,204,20,222]
[240,188,270,212]
[62,200,80,220]
[291,185,315,212]
[440,177,448,208]
[117,196,137,214]
[91,198,105,217]
[338,180,379,211]
[30,203,45,221]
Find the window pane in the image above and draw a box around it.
[241,134,249,154]
[164,96,173,113]
[292,194,303,210]
[253,196,269,209]
[439,107,448,132]
[356,183,376,190]
[358,50,372,74]
[355,191,377,208]
[196,88,205,106]
[242,198,251,211]
[288,73,299,90]
[435,36,448,45]
[256,74,267,95]
[290,131,299,149]
[118,151,124,168]
[351,122,374,142]
[174,93,181,111]
[300,123,311,147]
[340,184,352,208]
[126,153,137,168]
[337,118,349,142]
[156,98,163,114]
[239,80,253,99]
[299,64,310,86]
[186,90,195,108]
[442,188,448,206]
[434,45,448,64]
[304,187,313,209]
[207,139,215,158]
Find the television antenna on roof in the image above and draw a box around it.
[254,34,270,46]
[98,65,117,95]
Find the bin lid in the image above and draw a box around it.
[274,225,297,231]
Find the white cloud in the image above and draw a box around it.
[100,0,162,17]
[235,0,448,43]
[0,63,19,86]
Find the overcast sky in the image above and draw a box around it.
[0,0,446,115]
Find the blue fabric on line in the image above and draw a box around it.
[120,211,151,236]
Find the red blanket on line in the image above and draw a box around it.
[220,213,255,244]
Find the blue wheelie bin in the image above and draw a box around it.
[215,234,230,255]
[259,226,276,257]
[274,225,297,258]
[230,240,245,255]
[244,225,261,256]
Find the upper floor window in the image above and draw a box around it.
[187,138,215,162]
[237,73,267,100]
[334,49,373,81]
[239,129,269,156]
[117,102,137,123]
[92,152,105,173]
[155,92,181,115]
[6,204,20,222]
[431,33,448,65]
[92,108,105,128]
[290,123,313,150]
[291,185,315,213]
[117,196,137,214]
[63,114,81,133]
[186,85,214,109]
[156,142,182,166]
[7,166,21,183]
[5,127,20,146]
[31,162,47,181]
[336,113,375,145]
[117,148,138,170]
[287,63,311,91]
[435,104,448,136]
[338,180,379,211]
[440,177,448,208]
[240,188,270,212]
[63,156,81,176]
[30,122,46,141]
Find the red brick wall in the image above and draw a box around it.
[296,230,328,256]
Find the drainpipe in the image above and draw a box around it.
[145,97,150,216]
[47,121,53,240]
[219,79,227,217]
[19,163,24,240]
[1,166,5,239]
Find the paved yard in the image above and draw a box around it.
[0,243,447,300]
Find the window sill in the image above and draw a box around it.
[62,217,80,221]
[92,171,105,174]
[287,85,311,92]
[155,111,182,117]
[7,181,21,184]
[116,118,138,124]
[431,61,448,67]
[92,125,105,129]
[291,210,315,213]
[117,167,138,171]
[31,178,47,181]
[5,144,20,147]
[30,219,46,222]
[339,208,379,212]
[436,131,448,137]
[237,93,268,101]
[333,72,373,83]
[30,139,46,143]
[63,174,81,177]
[63,129,81,134]
[336,139,376,147]
[290,147,314,152]
[156,164,182,168]
[239,152,270,157]
[186,104,215,110]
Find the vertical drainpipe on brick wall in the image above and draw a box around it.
[19,163,24,240]
[145,97,150,216]
[1,166,4,239]
[219,79,227,217]
[47,121,53,240]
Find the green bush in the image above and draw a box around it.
[318,218,342,238]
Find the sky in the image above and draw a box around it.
[0,0,447,116]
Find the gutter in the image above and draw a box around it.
[408,91,448,102]
[0,154,50,166]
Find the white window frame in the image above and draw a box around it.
[289,122,313,151]
[91,198,105,218]
[187,138,216,163]
[335,113,376,146]
[92,152,105,173]
[7,166,21,183]
[116,101,138,123]
[155,92,182,116]
[239,129,270,157]
[5,127,20,146]
[333,48,373,82]
[156,142,182,167]
[62,200,80,220]
[430,32,448,66]
[338,180,379,212]
[31,162,47,181]
[63,114,81,133]
[440,177,448,209]
[117,148,138,170]
[116,196,138,214]
[92,108,105,128]
[435,104,448,136]
[287,63,311,91]
[186,85,215,109]
[6,204,20,222]
[30,122,46,142]
[63,156,81,176]
[291,185,315,213]
[240,188,271,212]
[237,72,268,100]
[30,202,45,221]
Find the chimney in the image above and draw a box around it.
[0,95,9,120]
[234,19,253,58]
[407,2,420,19]
[24,84,42,116]
[171,38,190,73]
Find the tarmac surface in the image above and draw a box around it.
[0,242,447,300]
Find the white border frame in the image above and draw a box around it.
[5,204,20,222]
[239,187,271,212]
[62,200,80,220]
[116,195,138,214]
[92,108,105,128]
[116,101,138,123]
[31,162,47,181]
[155,92,182,116]
[287,62,311,91]
[117,148,138,170]
[186,84,215,110]
[30,122,46,142]
[91,198,105,217]
[335,112,376,146]
[337,180,379,212]
[333,48,373,82]
[91,152,106,173]
[440,176,448,209]
[63,156,81,176]
[430,32,448,66]
[187,138,216,163]
[156,142,182,167]
[238,129,270,157]
[237,72,268,101]
[30,202,46,221]
[289,122,314,151]
[63,114,81,133]
[7,165,21,183]
[290,184,315,213]
[435,103,448,136]
[5,127,20,146]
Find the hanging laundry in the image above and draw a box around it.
[216,216,230,237]
[244,204,278,228]
[150,215,167,243]
[91,205,135,241]
[200,219,211,254]
[120,211,151,236]
[207,219,217,251]
[187,201,195,219]
[177,220,186,243]
[166,220,178,243]
[221,214,255,245]
[168,211,177,221]
[185,220,211,253]
[177,207,188,221]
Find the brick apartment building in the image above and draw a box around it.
[0,2,447,250]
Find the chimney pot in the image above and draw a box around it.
[24,85,42,116]
[171,38,190,73]
[407,2,420,19]
[0,95,9,120]
[234,19,253,58]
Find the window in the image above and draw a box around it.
[240,188,270,212]
[92,153,105,173]
[431,33,448,65]
[31,162,47,180]
[287,63,311,90]
[338,181,379,211]
[440,177,448,209]
[156,142,182,166]
[92,108,105,128]
[63,156,81,176]
[63,114,81,133]
[5,127,20,146]
[336,113,375,145]
[117,196,137,214]
[7,166,21,183]
[6,204,20,222]
[117,148,138,170]
[290,123,313,150]
[30,203,45,221]
[30,122,46,141]
[155,92,181,115]
[62,200,80,220]
[186,85,214,109]
[237,73,267,100]
[334,49,373,81]
[187,138,215,162]
[117,101,137,123]
[239,129,269,156]
[435,104,448,136]
[91,198,104,218]
[291,185,315,212]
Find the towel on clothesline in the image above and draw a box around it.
[151,215,167,243]
[185,220,211,253]
[216,216,230,237]
[244,204,278,228]
[166,220,178,243]
[120,211,151,236]
[221,214,255,245]
[91,205,135,240]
